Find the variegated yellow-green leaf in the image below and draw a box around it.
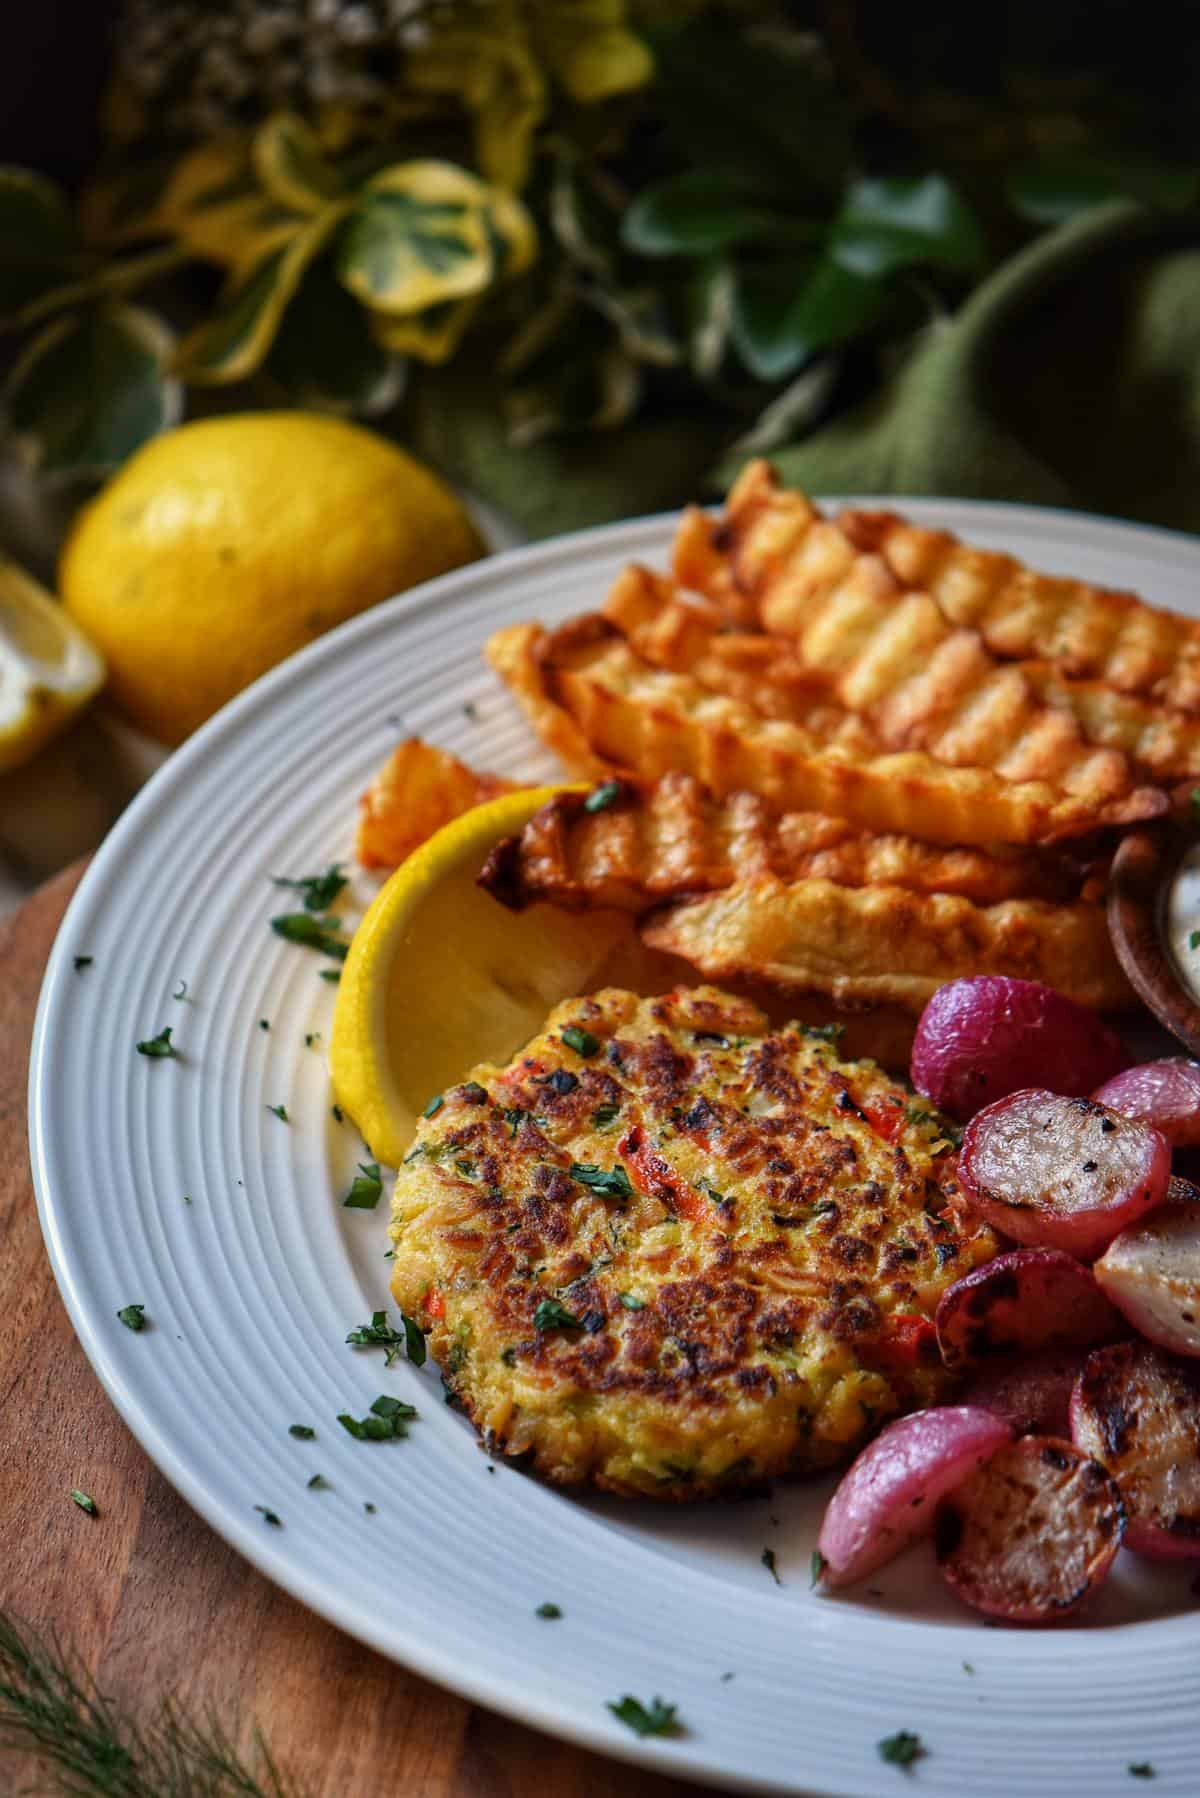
[485,187,538,280]
[5,303,181,477]
[336,163,494,317]
[407,29,545,192]
[370,296,479,366]
[253,113,342,215]
[157,138,304,275]
[173,206,347,384]
[0,167,80,319]
[533,0,653,103]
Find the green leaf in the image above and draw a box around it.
[116,1304,146,1331]
[270,912,348,960]
[533,1296,582,1332]
[135,1026,177,1060]
[829,176,985,279]
[271,864,347,912]
[877,1730,926,1768]
[0,167,78,318]
[622,170,805,258]
[569,1162,633,1201]
[607,1695,680,1738]
[4,304,181,478]
[253,113,343,214]
[337,162,493,316]
[173,206,345,385]
[1006,151,1198,225]
[343,1162,383,1210]
[265,256,405,415]
[732,258,887,382]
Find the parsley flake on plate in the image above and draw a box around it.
[116,1304,146,1332]
[70,1490,98,1516]
[319,969,341,984]
[331,1104,344,1123]
[346,1308,426,1368]
[73,955,93,971]
[562,1026,600,1058]
[569,1163,633,1201]
[811,1550,827,1588]
[271,912,348,960]
[254,1506,282,1526]
[288,1424,315,1440]
[535,1602,562,1620]
[135,1027,177,1060]
[343,1162,383,1210]
[534,1297,581,1333]
[306,1474,329,1490]
[1129,1766,1156,1781]
[607,1696,680,1739]
[271,864,347,912]
[266,1103,289,1122]
[761,1547,781,1585]
[878,1730,926,1768]
[338,1395,417,1441]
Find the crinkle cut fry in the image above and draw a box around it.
[839,505,1200,717]
[356,736,519,868]
[641,875,1136,1016]
[479,771,1093,912]
[605,563,1166,814]
[487,614,1163,846]
[485,622,616,778]
[670,470,1200,783]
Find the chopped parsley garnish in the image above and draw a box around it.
[70,1490,98,1516]
[607,1696,679,1739]
[271,864,347,912]
[569,1162,633,1201]
[562,1026,600,1057]
[304,1032,321,1048]
[591,1102,620,1127]
[1192,931,1200,952]
[254,1506,282,1526]
[319,969,341,983]
[337,1395,417,1441]
[462,700,479,721]
[136,1027,177,1059]
[618,1292,646,1311]
[332,1104,344,1123]
[534,1297,582,1332]
[364,1502,376,1513]
[271,912,348,960]
[792,1020,845,1043]
[116,1304,146,1332]
[173,980,190,1002]
[288,1424,315,1440]
[540,1069,578,1095]
[306,1473,329,1490]
[459,1080,488,1103]
[259,1018,270,1031]
[1129,1765,1156,1780]
[346,1308,426,1368]
[811,1550,827,1588]
[422,1093,444,1118]
[73,955,92,971]
[878,1731,925,1768]
[961,1662,974,1675]
[583,779,623,813]
[761,1547,781,1585]
[535,1602,562,1619]
[503,1106,527,1136]
[343,1162,383,1210]
[266,1103,289,1122]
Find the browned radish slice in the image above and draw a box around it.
[959,1090,1170,1261]
[935,1248,1124,1370]
[964,1350,1085,1437]
[1094,1181,1200,1357]
[1092,1059,1200,1146]
[816,1407,1012,1588]
[935,1435,1124,1621]
[1071,1339,1200,1558]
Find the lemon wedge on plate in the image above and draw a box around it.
[0,555,105,770]
[331,787,672,1167]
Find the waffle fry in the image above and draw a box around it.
[642,875,1134,1014]
[673,467,1200,782]
[479,771,1090,911]
[356,737,517,868]
[486,615,1164,846]
[839,505,1200,716]
[605,565,1165,812]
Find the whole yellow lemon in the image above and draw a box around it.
[59,413,484,744]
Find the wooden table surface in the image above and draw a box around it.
[0,863,716,1798]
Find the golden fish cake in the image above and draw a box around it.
[389,985,996,1498]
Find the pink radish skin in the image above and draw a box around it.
[935,1248,1125,1371]
[1072,1340,1200,1559]
[816,1407,1012,1589]
[1094,1181,1200,1357]
[959,1090,1171,1262]
[1092,1059,1200,1147]
[964,1349,1085,1436]
[911,977,1130,1123]
[936,1435,1124,1621]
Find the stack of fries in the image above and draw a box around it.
[357,462,1200,1028]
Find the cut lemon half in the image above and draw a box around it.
[0,556,105,770]
[330,787,675,1167]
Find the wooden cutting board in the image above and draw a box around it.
[0,863,710,1797]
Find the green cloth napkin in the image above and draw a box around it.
[409,202,1200,541]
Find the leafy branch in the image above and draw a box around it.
[0,1609,309,1797]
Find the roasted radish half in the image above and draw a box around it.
[1092,1059,1200,1147]
[1094,1181,1200,1358]
[935,1249,1124,1371]
[935,1436,1124,1621]
[959,1090,1170,1261]
[964,1350,1084,1437]
[1072,1339,1200,1558]
[911,977,1130,1123]
[816,1407,1012,1589]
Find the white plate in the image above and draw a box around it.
[30,501,1200,1798]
